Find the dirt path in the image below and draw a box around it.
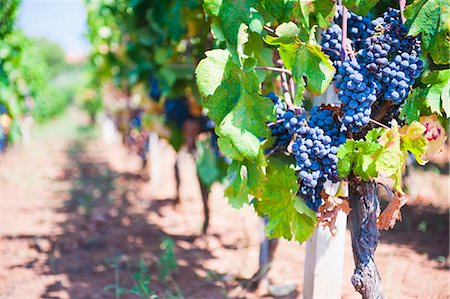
[1,109,449,298]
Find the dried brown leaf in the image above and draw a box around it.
[377,191,408,230]
[318,189,351,235]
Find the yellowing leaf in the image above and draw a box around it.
[420,115,448,160]
[399,121,428,165]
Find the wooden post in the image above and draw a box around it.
[149,132,161,188]
[349,181,383,299]
[303,210,347,299]
[101,115,118,144]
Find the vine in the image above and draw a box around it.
[195,0,449,296]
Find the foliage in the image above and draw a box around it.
[85,0,449,245]
[195,0,449,243]
[30,38,69,77]
[0,3,73,148]
[157,238,178,280]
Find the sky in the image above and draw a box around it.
[18,0,89,56]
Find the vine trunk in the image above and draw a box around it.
[349,180,383,299]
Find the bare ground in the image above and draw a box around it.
[1,109,449,299]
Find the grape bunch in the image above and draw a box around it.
[361,8,423,104]
[335,60,377,131]
[321,10,373,65]
[292,7,425,210]
[267,92,306,150]
[292,106,347,210]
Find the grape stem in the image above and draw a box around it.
[264,25,276,35]
[368,118,389,129]
[289,77,296,103]
[265,145,283,157]
[254,66,292,75]
[340,5,349,62]
[322,46,341,56]
[373,101,394,122]
[339,5,358,63]
[280,71,295,110]
[399,0,406,24]
[267,118,285,127]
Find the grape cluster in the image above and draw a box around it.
[148,76,161,102]
[292,7,425,210]
[361,8,423,104]
[335,60,377,130]
[292,106,347,210]
[321,10,373,65]
[267,92,306,150]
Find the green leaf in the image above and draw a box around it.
[265,22,300,45]
[337,137,382,181]
[400,121,428,165]
[260,0,296,20]
[401,89,428,124]
[291,29,335,95]
[337,140,355,177]
[203,0,222,17]
[195,49,240,124]
[365,127,385,143]
[375,126,404,182]
[218,112,261,160]
[422,69,450,116]
[343,0,379,16]
[217,137,243,161]
[245,33,273,82]
[405,0,450,65]
[224,161,250,208]
[254,157,317,243]
[224,157,267,208]
[296,0,335,29]
[196,139,227,187]
[212,0,263,62]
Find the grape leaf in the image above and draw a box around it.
[217,137,243,161]
[420,115,447,160]
[254,157,317,243]
[245,32,273,82]
[401,89,428,124]
[224,155,267,208]
[377,191,408,230]
[422,69,450,116]
[292,30,335,95]
[404,0,450,65]
[342,0,379,16]
[296,0,335,29]
[208,0,264,62]
[196,138,227,187]
[203,0,222,17]
[260,0,296,20]
[265,27,335,95]
[337,138,382,180]
[375,123,404,190]
[224,161,250,208]
[218,112,262,160]
[268,22,300,44]
[399,121,428,165]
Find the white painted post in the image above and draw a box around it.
[149,132,161,188]
[303,211,347,299]
[101,115,119,144]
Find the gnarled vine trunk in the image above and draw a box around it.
[349,180,383,299]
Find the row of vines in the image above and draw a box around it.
[85,0,448,297]
[0,0,75,152]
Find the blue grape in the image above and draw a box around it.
[292,106,347,211]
